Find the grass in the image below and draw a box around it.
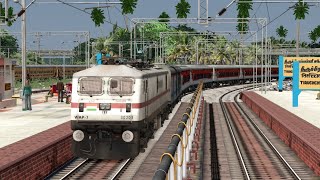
[15,78,72,90]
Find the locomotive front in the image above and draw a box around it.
[70,65,144,159]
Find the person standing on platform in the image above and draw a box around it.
[57,78,64,102]
[23,80,32,111]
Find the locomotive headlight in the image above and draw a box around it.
[73,130,84,142]
[122,130,134,142]
[99,103,107,110]
[106,103,111,110]
[99,103,111,110]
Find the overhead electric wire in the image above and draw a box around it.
[252,2,263,17]
[106,0,132,23]
[244,6,292,41]
[265,1,271,22]
[56,0,118,26]
[251,3,263,31]
[107,6,112,22]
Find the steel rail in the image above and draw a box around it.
[219,87,251,180]
[59,158,89,180]
[234,93,301,180]
[110,159,131,180]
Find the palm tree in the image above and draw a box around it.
[236,0,253,35]
[210,38,229,65]
[309,30,318,44]
[158,11,170,23]
[293,0,309,56]
[309,25,320,44]
[175,0,191,18]
[120,0,138,14]
[276,25,288,43]
[226,41,239,64]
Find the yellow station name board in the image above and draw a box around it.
[299,63,320,89]
[283,57,320,77]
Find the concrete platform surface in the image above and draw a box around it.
[254,90,320,128]
[0,92,71,148]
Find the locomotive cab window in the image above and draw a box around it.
[109,77,134,96]
[78,77,103,95]
[111,79,118,89]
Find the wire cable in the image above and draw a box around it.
[244,6,292,41]
[56,0,117,26]
[106,0,132,23]
[250,3,263,31]
[252,2,262,18]
[265,1,271,22]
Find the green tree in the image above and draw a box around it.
[91,8,105,27]
[293,0,309,56]
[175,0,191,18]
[309,30,318,43]
[159,11,170,23]
[120,0,138,14]
[174,24,195,32]
[106,27,131,57]
[142,22,172,41]
[315,25,320,37]
[236,0,252,34]
[72,38,95,64]
[293,0,309,20]
[276,25,288,40]
[0,29,19,58]
[0,3,15,26]
[309,25,320,44]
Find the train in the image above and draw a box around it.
[14,65,87,80]
[70,61,278,160]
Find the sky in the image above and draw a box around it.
[2,0,320,50]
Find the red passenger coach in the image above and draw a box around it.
[271,67,278,76]
[215,68,240,78]
[191,69,212,80]
[243,68,254,76]
[181,70,191,84]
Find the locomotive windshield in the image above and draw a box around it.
[109,78,134,95]
[79,77,103,95]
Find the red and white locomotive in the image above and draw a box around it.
[71,62,278,159]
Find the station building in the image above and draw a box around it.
[0,57,16,109]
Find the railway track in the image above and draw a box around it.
[44,84,316,179]
[48,158,131,180]
[219,87,301,179]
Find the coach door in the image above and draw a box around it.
[144,79,148,117]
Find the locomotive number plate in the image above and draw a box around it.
[121,115,133,120]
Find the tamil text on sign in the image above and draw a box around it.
[299,63,320,89]
[283,57,320,77]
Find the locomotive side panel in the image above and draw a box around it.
[145,73,170,120]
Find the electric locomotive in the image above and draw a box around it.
[70,59,278,159]
[71,63,171,159]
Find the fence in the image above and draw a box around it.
[153,82,204,180]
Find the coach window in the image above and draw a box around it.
[111,79,118,89]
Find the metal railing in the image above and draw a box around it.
[153,82,204,180]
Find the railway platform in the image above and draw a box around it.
[254,90,320,128]
[242,90,320,176]
[0,92,71,148]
